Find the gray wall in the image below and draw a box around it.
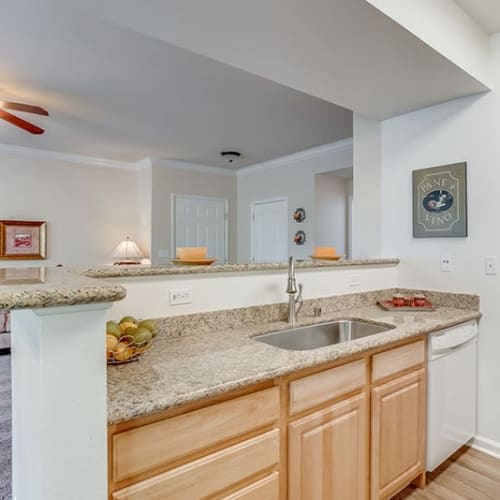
[314,172,351,256]
[237,143,352,263]
[151,161,237,265]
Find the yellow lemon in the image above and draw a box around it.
[106,334,118,351]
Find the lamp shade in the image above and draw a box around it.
[111,237,144,261]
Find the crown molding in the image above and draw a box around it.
[0,143,142,170]
[154,158,237,177]
[0,138,353,176]
[236,137,353,177]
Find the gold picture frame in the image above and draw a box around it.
[0,220,47,260]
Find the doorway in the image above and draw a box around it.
[172,194,228,263]
[314,169,353,259]
[250,198,287,263]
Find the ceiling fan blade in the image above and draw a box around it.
[0,101,49,116]
[0,109,45,134]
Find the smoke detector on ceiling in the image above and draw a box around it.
[221,151,241,165]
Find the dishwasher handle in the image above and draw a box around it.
[430,336,477,360]
[430,321,478,355]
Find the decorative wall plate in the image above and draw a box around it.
[294,230,306,245]
[293,208,306,223]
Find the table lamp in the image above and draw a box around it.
[111,237,144,265]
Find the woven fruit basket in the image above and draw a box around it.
[106,316,157,365]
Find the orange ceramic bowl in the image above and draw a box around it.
[176,247,207,260]
[313,246,337,258]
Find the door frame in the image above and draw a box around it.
[250,196,288,263]
[171,193,229,263]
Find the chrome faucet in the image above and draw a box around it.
[286,256,303,325]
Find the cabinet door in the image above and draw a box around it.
[288,393,367,500]
[371,369,425,500]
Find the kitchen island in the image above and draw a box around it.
[0,262,480,500]
[106,287,479,500]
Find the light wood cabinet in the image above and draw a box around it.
[112,387,279,483]
[370,368,426,500]
[221,472,280,500]
[112,430,280,500]
[372,340,425,383]
[289,359,366,415]
[288,393,367,500]
[109,337,428,500]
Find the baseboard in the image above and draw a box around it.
[470,435,500,460]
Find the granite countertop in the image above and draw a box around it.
[81,258,399,279]
[0,267,126,310]
[107,301,480,424]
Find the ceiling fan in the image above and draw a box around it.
[0,100,49,135]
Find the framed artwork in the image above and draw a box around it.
[0,220,47,260]
[413,162,467,238]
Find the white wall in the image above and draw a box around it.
[366,0,492,88]
[0,153,139,267]
[380,33,500,449]
[151,160,237,265]
[352,114,382,258]
[314,172,350,255]
[108,264,398,320]
[136,159,153,261]
[237,141,353,263]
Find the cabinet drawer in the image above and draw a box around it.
[221,472,279,500]
[112,429,280,500]
[289,359,366,415]
[372,340,425,383]
[112,387,279,483]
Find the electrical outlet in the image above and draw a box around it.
[169,288,192,305]
[440,255,452,272]
[485,256,497,275]
[349,274,361,287]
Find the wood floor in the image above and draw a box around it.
[392,446,500,499]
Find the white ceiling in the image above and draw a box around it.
[67,0,489,120]
[0,0,491,166]
[455,0,500,35]
[0,1,352,166]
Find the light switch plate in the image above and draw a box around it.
[169,288,192,305]
[485,256,497,275]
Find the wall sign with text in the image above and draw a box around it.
[412,162,467,238]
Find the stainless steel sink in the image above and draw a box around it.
[255,319,395,351]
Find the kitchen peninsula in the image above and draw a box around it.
[0,260,480,500]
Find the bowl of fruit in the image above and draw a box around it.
[106,316,158,364]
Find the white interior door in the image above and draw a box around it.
[173,195,228,263]
[251,198,287,263]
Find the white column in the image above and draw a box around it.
[352,113,382,258]
[10,303,110,500]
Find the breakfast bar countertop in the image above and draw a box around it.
[0,267,126,310]
[81,257,400,279]
[107,291,480,425]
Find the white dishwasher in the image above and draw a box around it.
[427,320,478,471]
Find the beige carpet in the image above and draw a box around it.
[0,354,11,500]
